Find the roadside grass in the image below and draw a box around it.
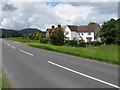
[6,37,119,65]
[0,75,10,88]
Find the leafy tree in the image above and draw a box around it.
[2,34,5,38]
[99,18,119,44]
[50,25,64,46]
[10,32,21,37]
[88,22,97,25]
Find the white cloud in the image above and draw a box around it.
[0,2,118,31]
[1,0,120,2]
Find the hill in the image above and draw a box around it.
[20,28,46,34]
[0,28,46,37]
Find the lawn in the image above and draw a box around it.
[6,37,119,65]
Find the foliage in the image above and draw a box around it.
[39,38,50,44]
[65,40,78,47]
[0,75,10,88]
[22,32,46,40]
[50,26,64,46]
[28,43,118,65]
[0,33,5,38]
[86,41,102,46]
[10,31,21,37]
[65,40,86,47]
[88,22,97,25]
[99,18,120,44]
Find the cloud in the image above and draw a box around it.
[0,2,118,31]
[2,3,17,11]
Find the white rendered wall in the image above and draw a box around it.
[79,32,95,42]
[64,27,71,40]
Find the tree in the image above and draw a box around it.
[99,18,119,44]
[50,25,64,46]
[88,22,97,25]
[10,32,21,37]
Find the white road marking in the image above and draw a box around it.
[7,43,10,45]
[4,42,10,45]
[48,61,120,89]
[4,42,16,49]
[13,41,20,44]
[10,45,16,49]
[19,49,33,56]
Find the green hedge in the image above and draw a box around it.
[39,38,50,44]
[64,40,86,47]
[65,40,102,47]
[86,41,102,46]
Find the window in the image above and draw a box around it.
[73,37,76,40]
[88,32,91,35]
[87,39,92,42]
[66,31,69,35]
[81,33,83,35]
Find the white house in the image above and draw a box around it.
[64,24,100,42]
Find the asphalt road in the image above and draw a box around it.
[2,39,119,88]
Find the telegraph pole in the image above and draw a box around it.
[28,22,29,40]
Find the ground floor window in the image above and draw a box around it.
[73,37,76,40]
[87,38,92,42]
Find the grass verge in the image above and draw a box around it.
[5,37,119,65]
[0,75,10,88]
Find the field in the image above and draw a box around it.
[6,37,119,65]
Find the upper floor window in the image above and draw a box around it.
[81,32,83,35]
[65,31,69,35]
[88,32,91,35]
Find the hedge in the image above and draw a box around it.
[39,38,50,44]
[64,40,86,47]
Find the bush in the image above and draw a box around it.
[78,40,86,47]
[65,40,86,47]
[40,38,50,44]
[65,40,78,47]
[85,41,102,46]
[92,41,102,46]
[50,27,64,46]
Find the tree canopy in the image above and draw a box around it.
[10,31,21,37]
[88,22,97,25]
[50,25,64,46]
[99,18,120,44]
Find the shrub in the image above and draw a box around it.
[85,41,102,46]
[39,38,50,44]
[65,40,78,47]
[65,40,86,47]
[78,40,86,47]
[50,27,64,46]
[92,41,102,46]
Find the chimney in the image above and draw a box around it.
[58,24,61,28]
[51,25,55,29]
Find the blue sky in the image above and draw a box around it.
[45,2,62,7]
[0,0,119,31]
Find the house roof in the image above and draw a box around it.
[67,25,78,31]
[67,24,100,32]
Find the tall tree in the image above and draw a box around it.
[99,18,119,44]
[50,25,64,46]
[10,31,21,37]
[88,22,97,25]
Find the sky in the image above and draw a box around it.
[0,0,119,31]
